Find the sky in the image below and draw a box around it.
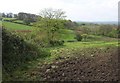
[0,0,119,21]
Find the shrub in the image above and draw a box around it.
[3,18,17,22]
[107,30,118,38]
[49,40,64,46]
[2,28,49,75]
[23,19,31,25]
[82,34,88,41]
[67,40,77,42]
[75,34,82,41]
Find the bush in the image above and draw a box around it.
[49,40,64,46]
[23,19,31,25]
[67,40,77,42]
[2,28,49,75]
[75,34,82,41]
[3,18,17,22]
[107,30,118,38]
[82,34,88,41]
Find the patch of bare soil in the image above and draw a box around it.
[34,47,119,82]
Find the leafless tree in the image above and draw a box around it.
[39,8,66,19]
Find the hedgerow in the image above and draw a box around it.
[2,28,49,74]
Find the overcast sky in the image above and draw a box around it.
[0,0,119,21]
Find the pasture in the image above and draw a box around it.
[2,21,33,30]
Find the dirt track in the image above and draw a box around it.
[33,47,119,82]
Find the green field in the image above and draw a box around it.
[2,21,118,42]
[64,41,118,48]
[2,21,76,41]
[13,20,24,24]
[3,17,17,21]
[2,21,33,30]
[59,29,76,41]
[49,41,118,58]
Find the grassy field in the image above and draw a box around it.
[13,20,24,24]
[64,41,118,48]
[2,21,76,41]
[59,29,76,41]
[3,21,116,42]
[2,21,33,30]
[48,41,118,59]
[1,21,118,42]
[2,17,17,21]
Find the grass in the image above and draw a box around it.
[64,41,118,48]
[48,40,118,59]
[2,21,33,30]
[36,41,118,64]
[3,21,115,43]
[48,41,118,57]
[59,29,76,41]
[2,22,76,41]
[13,20,24,24]
[3,17,17,21]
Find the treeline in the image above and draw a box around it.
[17,12,38,24]
[75,24,119,40]
[1,12,78,28]
[1,12,38,25]
[1,12,37,20]
[1,12,16,18]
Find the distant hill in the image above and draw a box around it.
[91,21,118,25]
[77,21,118,25]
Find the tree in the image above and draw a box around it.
[18,12,38,24]
[6,13,13,18]
[64,20,78,29]
[14,14,18,18]
[82,34,88,41]
[98,25,113,36]
[0,13,2,21]
[23,18,31,25]
[76,26,90,35]
[34,8,66,46]
[2,13,6,17]
[75,33,82,41]
[39,8,66,19]
[18,12,25,20]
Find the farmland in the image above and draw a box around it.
[4,40,118,81]
[2,11,119,82]
[2,21,77,41]
[2,21,33,30]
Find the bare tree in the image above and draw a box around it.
[39,8,66,19]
